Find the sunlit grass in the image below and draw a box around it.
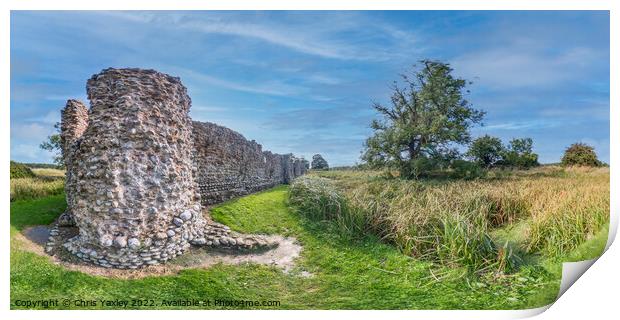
[10,177,65,202]
[9,166,609,310]
[296,167,609,271]
[31,168,65,178]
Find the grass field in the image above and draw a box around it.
[10,167,65,202]
[292,166,609,273]
[10,167,609,309]
[30,168,65,178]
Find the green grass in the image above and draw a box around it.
[307,167,609,260]
[10,184,607,310]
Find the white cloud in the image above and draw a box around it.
[484,119,563,131]
[97,11,420,61]
[191,105,229,112]
[11,143,51,163]
[452,46,602,89]
[24,110,61,125]
[178,68,306,97]
[10,123,52,140]
[305,73,343,85]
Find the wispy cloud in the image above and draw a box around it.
[484,119,566,131]
[24,110,61,125]
[97,11,421,61]
[177,68,307,97]
[10,123,52,140]
[191,105,229,112]
[453,46,603,89]
[10,11,610,166]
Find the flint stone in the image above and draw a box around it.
[179,210,192,221]
[114,236,127,248]
[128,238,140,249]
[173,217,184,226]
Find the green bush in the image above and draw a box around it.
[450,160,486,180]
[10,161,35,179]
[400,157,436,179]
[561,143,602,167]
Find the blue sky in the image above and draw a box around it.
[11,11,609,166]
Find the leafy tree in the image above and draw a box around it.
[561,143,602,167]
[361,60,485,179]
[501,138,539,168]
[466,135,504,168]
[39,122,64,167]
[311,154,329,170]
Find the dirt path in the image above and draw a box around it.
[20,225,305,280]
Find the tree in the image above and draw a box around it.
[39,122,64,167]
[466,135,504,168]
[501,138,539,168]
[561,143,602,167]
[361,60,485,179]
[311,154,329,170]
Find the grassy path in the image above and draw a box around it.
[11,186,593,309]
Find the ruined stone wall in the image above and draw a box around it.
[58,67,306,268]
[60,99,89,161]
[192,121,302,205]
[60,100,89,224]
[63,68,205,268]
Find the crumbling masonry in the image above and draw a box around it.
[47,68,307,269]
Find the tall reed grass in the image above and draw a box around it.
[289,166,609,272]
[10,177,65,202]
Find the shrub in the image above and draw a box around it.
[450,160,486,180]
[561,143,602,167]
[401,156,436,179]
[10,161,35,179]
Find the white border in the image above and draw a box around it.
[2,1,617,319]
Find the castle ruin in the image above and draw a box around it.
[48,68,307,269]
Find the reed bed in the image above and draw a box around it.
[289,166,609,272]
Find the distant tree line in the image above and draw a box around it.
[466,135,538,169]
